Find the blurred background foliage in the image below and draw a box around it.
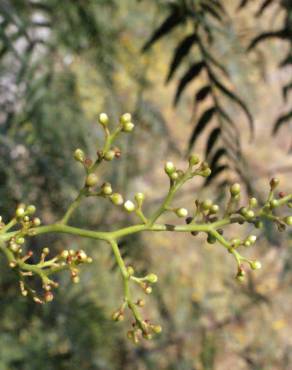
[0,0,291,369]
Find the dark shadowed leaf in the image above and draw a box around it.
[196,85,212,102]
[205,127,221,158]
[142,5,185,52]
[174,61,205,105]
[273,111,292,134]
[188,107,216,151]
[256,0,274,17]
[166,33,198,83]
[283,82,292,101]
[248,30,291,51]
[205,164,229,184]
[209,148,227,170]
[201,3,223,22]
[209,70,254,135]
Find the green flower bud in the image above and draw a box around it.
[26,205,36,215]
[42,247,50,255]
[120,113,132,124]
[164,161,175,175]
[16,207,25,218]
[61,250,69,259]
[135,192,145,206]
[145,286,152,294]
[230,183,241,197]
[244,240,251,247]
[74,148,85,162]
[249,197,258,208]
[136,299,145,307]
[101,182,113,195]
[16,237,25,245]
[200,168,211,177]
[146,273,158,283]
[110,193,124,206]
[250,260,262,270]
[284,216,292,226]
[247,235,257,244]
[175,208,188,218]
[201,199,212,211]
[124,200,135,212]
[170,171,179,181]
[210,204,219,214]
[86,173,98,187]
[246,210,255,219]
[127,266,135,276]
[188,154,200,166]
[32,217,41,226]
[270,177,279,190]
[98,113,109,126]
[230,238,241,247]
[104,150,115,161]
[151,325,162,334]
[270,199,279,208]
[122,122,135,132]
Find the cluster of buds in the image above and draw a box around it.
[112,265,161,342]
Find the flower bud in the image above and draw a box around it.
[284,216,292,226]
[104,150,115,161]
[145,286,152,294]
[170,171,179,181]
[43,247,50,255]
[249,197,258,208]
[98,113,109,126]
[151,325,162,334]
[16,207,25,218]
[230,183,241,197]
[188,154,200,166]
[247,235,257,244]
[32,217,41,226]
[86,173,98,187]
[74,148,85,162]
[200,168,211,177]
[201,199,212,211]
[26,205,36,215]
[210,204,219,214]
[230,238,241,247]
[127,266,135,276]
[164,161,175,175]
[270,199,279,208]
[250,260,262,270]
[110,193,124,206]
[135,192,145,206]
[136,299,145,307]
[101,182,113,195]
[270,177,279,190]
[72,276,80,284]
[61,250,69,259]
[124,200,135,212]
[146,273,158,283]
[246,210,255,219]
[16,237,25,245]
[44,291,54,302]
[122,122,134,132]
[120,113,132,124]
[175,208,188,218]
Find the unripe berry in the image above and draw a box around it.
[164,161,175,175]
[104,150,115,161]
[120,113,132,124]
[146,273,158,283]
[200,168,211,177]
[101,182,113,195]
[122,122,135,132]
[86,173,98,187]
[246,210,255,219]
[145,286,152,294]
[98,113,109,126]
[230,183,241,197]
[247,235,257,244]
[250,260,262,270]
[26,205,36,215]
[284,216,292,226]
[124,200,135,212]
[175,208,188,218]
[188,154,200,166]
[74,148,85,162]
[110,193,124,206]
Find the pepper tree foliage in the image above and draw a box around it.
[142,0,255,186]
[0,112,291,343]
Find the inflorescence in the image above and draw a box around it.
[0,112,291,343]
